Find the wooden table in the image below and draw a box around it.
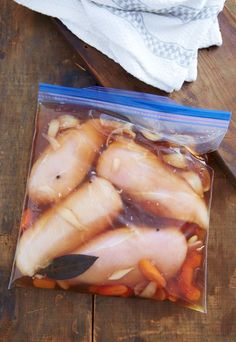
[0,1,235,341]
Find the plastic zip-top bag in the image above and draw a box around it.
[9,84,231,313]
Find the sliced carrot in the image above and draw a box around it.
[178,250,202,302]
[20,208,32,232]
[154,288,167,301]
[187,250,202,268]
[89,285,130,296]
[181,266,194,285]
[168,295,178,302]
[185,287,201,302]
[88,285,99,294]
[121,287,133,298]
[166,279,180,298]
[33,278,56,289]
[138,259,166,288]
[56,280,70,290]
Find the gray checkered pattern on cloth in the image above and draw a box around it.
[158,5,220,22]
[111,1,220,23]
[112,0,149,11]
[101,5,196,67]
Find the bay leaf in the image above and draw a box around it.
[38,254,98,280]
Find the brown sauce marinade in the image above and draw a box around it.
[11,102,212,312]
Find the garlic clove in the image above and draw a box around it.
[108,267,134,280]
[48,119,60,138]
[140,129,162,142]
[139,281,157,298]
[181,171,204,197]
[58,115,80,130]
[187,235,198,245]
[162,152,187,169]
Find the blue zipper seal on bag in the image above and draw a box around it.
[38,83,231,126]
[86,86,177,104]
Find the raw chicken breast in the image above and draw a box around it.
[28,119,105,204]
[66,226,187,288]
[97,139,209,229]
[16,177,122,276]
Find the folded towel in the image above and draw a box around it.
[15,0,225,92]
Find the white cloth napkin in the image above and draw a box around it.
[15,0,225,92]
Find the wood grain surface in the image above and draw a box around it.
[227,0,236,16]
[0,2,95,341]
[55,6,236,181]
[0,1,236,342]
